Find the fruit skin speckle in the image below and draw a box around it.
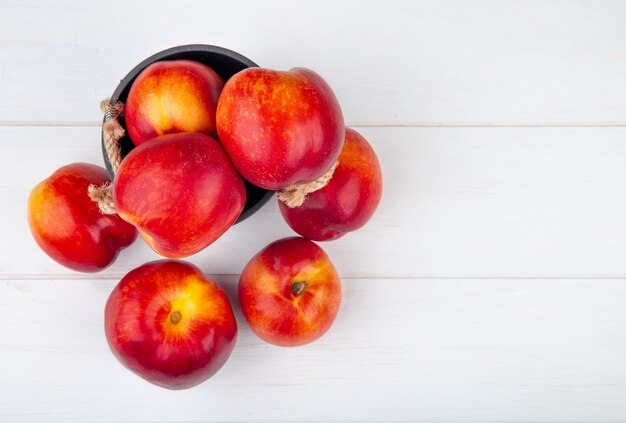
[279,128,383,241]
[125,60,224,146]
[239,237,342,347]
[105,259,238,390]
[216,67,344,190]
[113,132,246,258]
[27,163,137,272]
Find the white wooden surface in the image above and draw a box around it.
[2,1,626,422]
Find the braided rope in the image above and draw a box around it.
[88,98,125,215]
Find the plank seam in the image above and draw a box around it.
[1,121,626,128]
[2,274,626,281]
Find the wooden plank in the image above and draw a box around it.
[1,277,625,422]
[5,126,626,278]
[0,0,625,123]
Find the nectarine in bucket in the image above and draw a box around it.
[101,44,274,223]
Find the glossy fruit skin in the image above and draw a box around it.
[113,132,246,258]
[125,59,224,146]
[27,163,137,272]
[239,237,341,346]
[216,67,345,190]
[105,260,238,390]
[279,128,382,241]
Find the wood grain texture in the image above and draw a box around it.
[0,0,625,123]
[7,126,626,278]
[3,1,626,421]
[1,277,626,422]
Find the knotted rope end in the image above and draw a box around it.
[277,161,339,208]
[88,182,117,215]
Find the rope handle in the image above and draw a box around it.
[88,98,339,211]
[88,98,125,215]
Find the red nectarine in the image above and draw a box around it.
[113,132,246,258]
[105,260,237,389]
[279,128,382,241]
[27,163,137,272]
[239,237,342,346]
[125,60,224,145]
[216,67,344,190]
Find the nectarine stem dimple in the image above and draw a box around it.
[169,311,182,324]
[291,281,307,296]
